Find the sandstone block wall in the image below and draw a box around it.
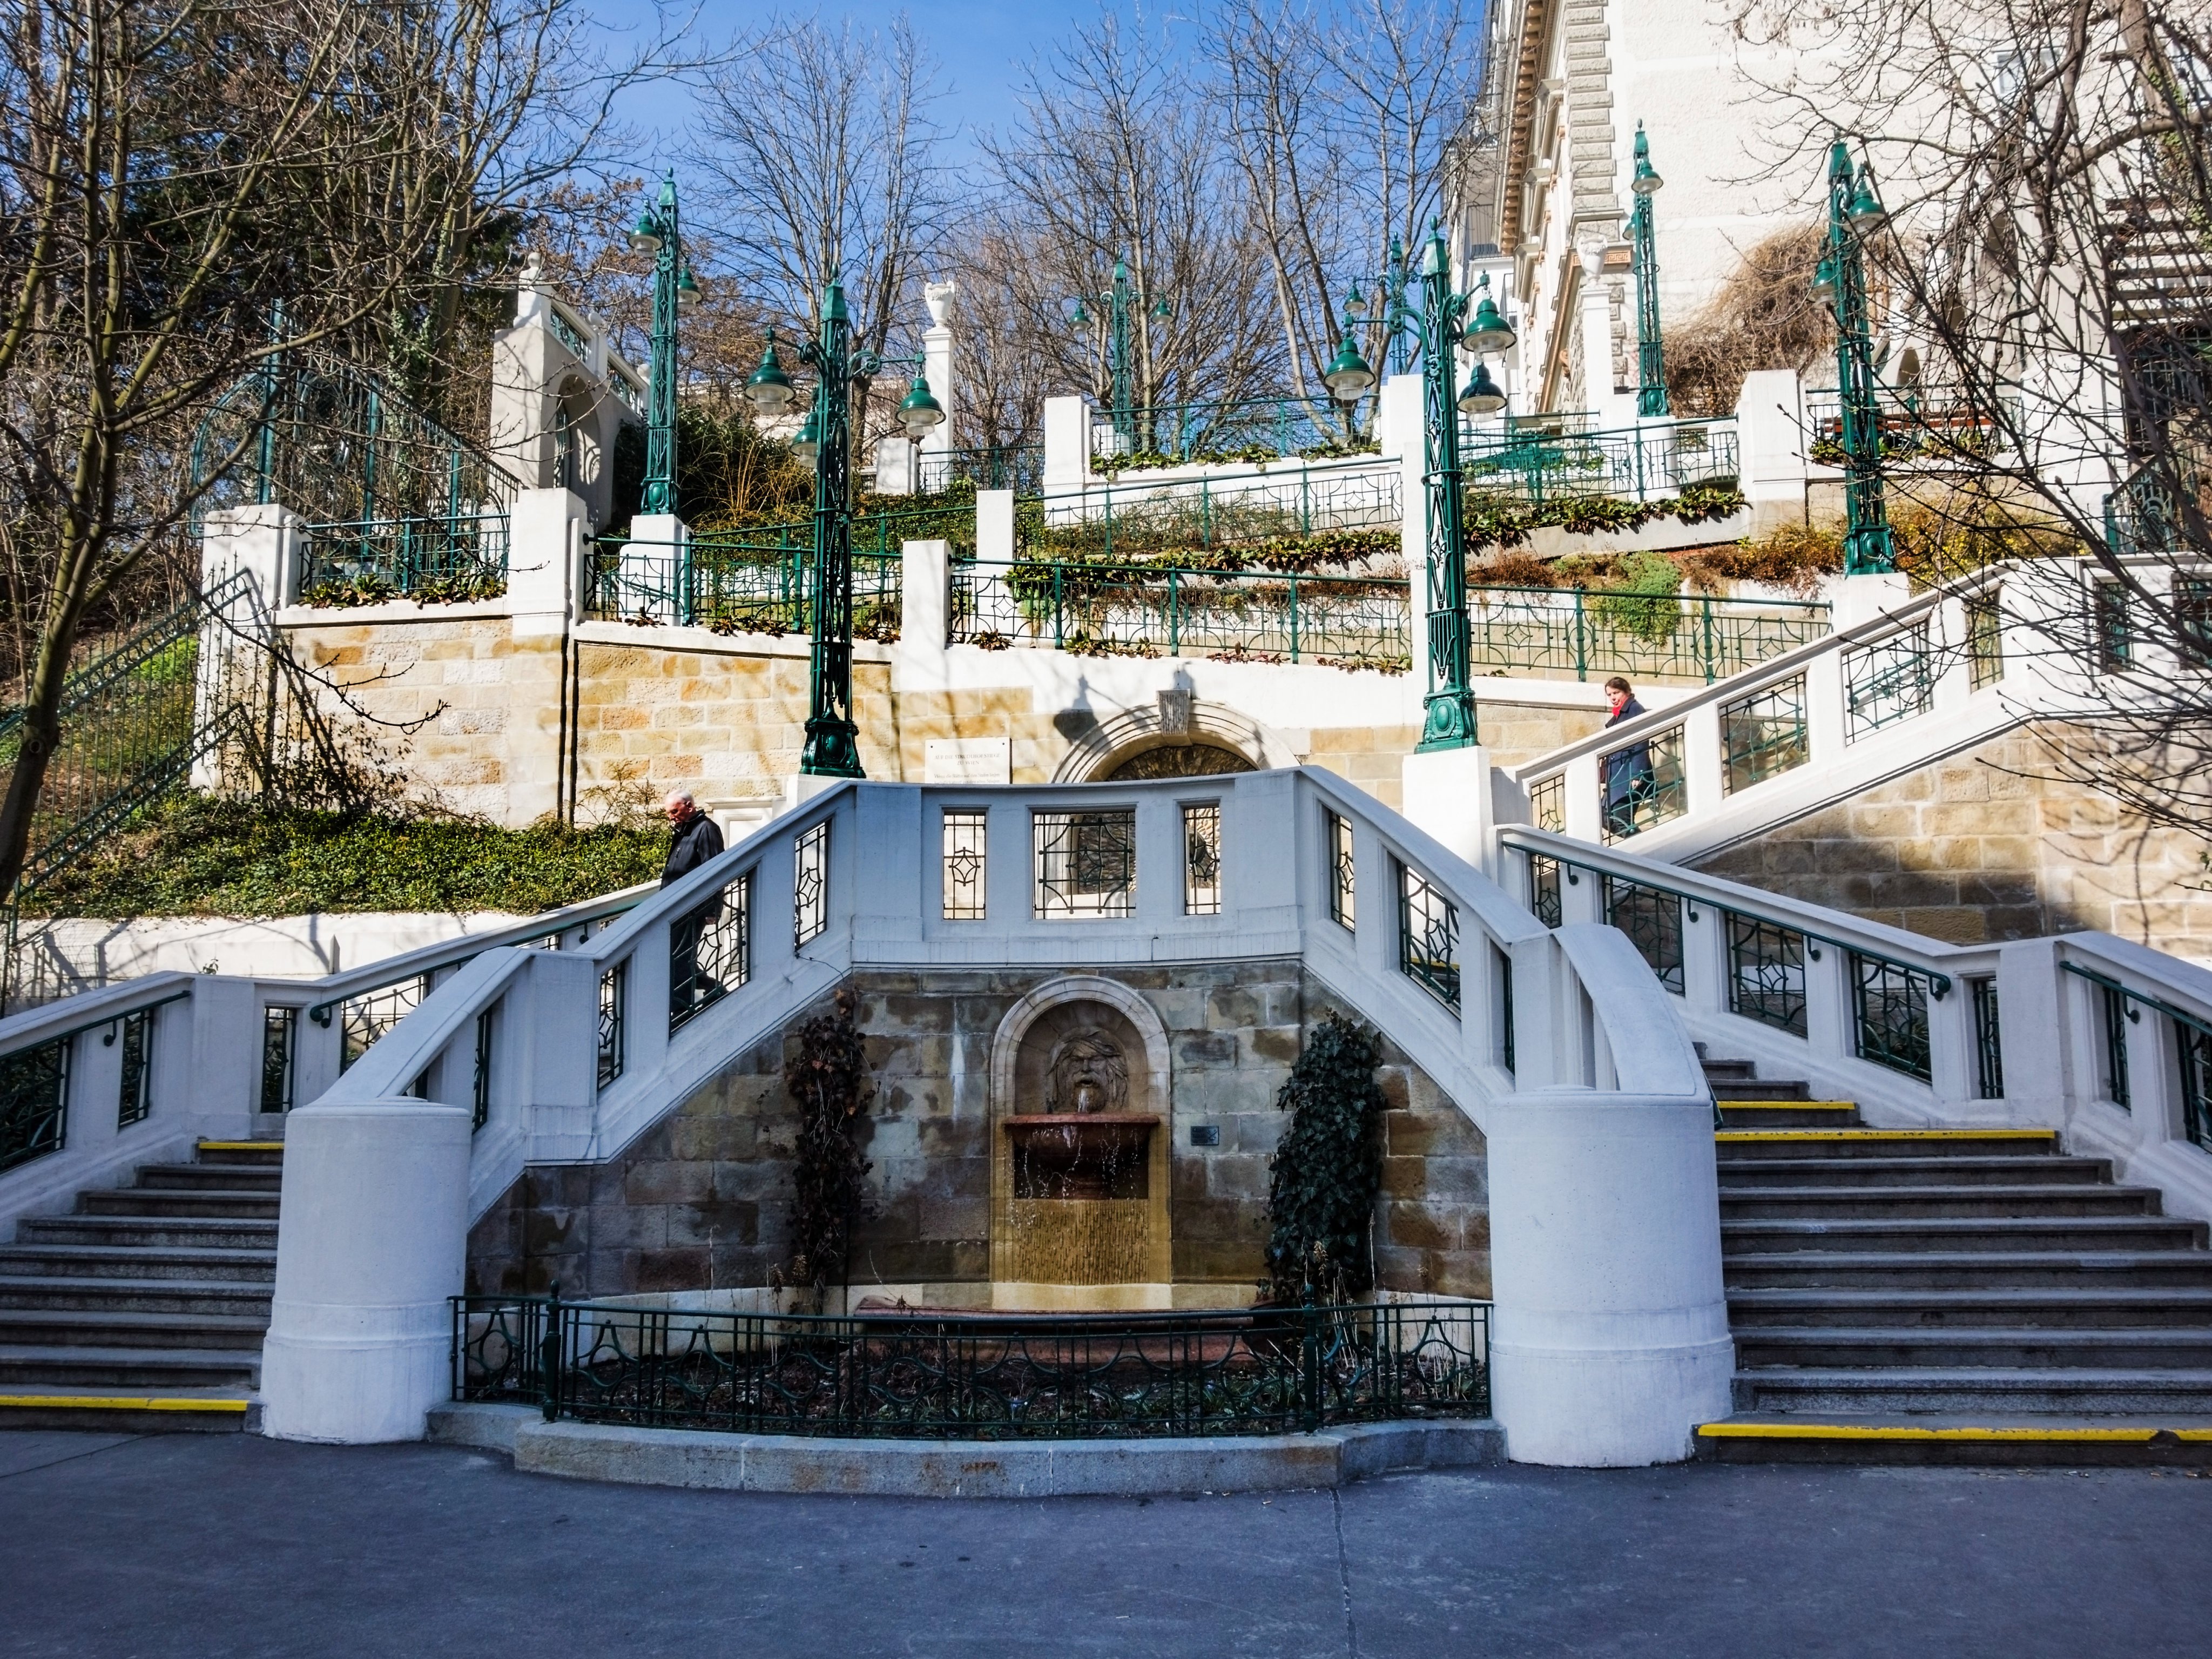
[1693,721,2212,962]
[466,962,1489,1305]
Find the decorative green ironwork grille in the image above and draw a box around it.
[589,530,904,638]
[2093,582,2134,673]
[942,809,987,920]
[793,821,830,946]
[1722,677,1810,793]
[1183,802,1222,915]
[0,1036,69,1174]
[453,1295,1489,1439]
[299,513,509,604]
[1972,976,2004,1099]
[1603,875,1684,995]
[1601,724,1687,843]
[2100,982,2133,1110]
[1527,854,1562,929]
[1967,594,2005,689]
[114,1008,153,1129]
[918,446,1043,494]
[1456,419,1739,505]
[331,976,429,1073]
[1034,811,1137,919]
[260,1007,296,1115]
[1398,865,1461,1010]
[2179,1020,2212,1156]
[1727,913,1807,1035]
[1844,624,1935,739]
[1527,773,1565,833]
[669,875,751,1035]
[596,965,625,1088]
[1326,810,1355,929]
[1851,953,1936,1081]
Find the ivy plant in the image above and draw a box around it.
[1262,1013,1387,1305]
[780,986,874,1308]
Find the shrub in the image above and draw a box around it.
[1263,1013,1387,1305]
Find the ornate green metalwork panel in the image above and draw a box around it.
[669,874,752,1034]
[1033,811,1136,919]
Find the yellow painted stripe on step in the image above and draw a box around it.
[1698,1421,2212,1444]
[1714,1129,2056,1141]
[0,1394,249,1413]
[195,1141,279,1152]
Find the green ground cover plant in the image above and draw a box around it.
[23,797,667,918]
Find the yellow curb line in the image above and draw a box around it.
[0,1394,249,1413]
[195,1141,280,1152]
[1719,1103,1862,1110]
[1700,1421,2212,1444]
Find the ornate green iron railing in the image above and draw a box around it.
[298,514,510,606]
[1455,418,1738,505]
[1467,586,1828,685]
[1972,976,2005,1100]
[951,558,1411,671]
[590,532,902,638]
[451,1294,1490,1438]
[918,446,1042,494]
[1803,388,2015,466]
[1722,677,1810,793]
[1027,460,1402,561]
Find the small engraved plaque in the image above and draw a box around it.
[1188,1124,1220,1148]
[924,737,1011,784]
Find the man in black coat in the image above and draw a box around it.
[662,793,726,1019]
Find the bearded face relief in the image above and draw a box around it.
[1048,1028,1129,1115]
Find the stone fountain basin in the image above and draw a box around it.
[1005,1113,1158,1202]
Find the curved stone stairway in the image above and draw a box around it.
[1696,1055,2212,1464]
[0,1141,278,1432]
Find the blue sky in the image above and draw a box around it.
[591,0,1124,166]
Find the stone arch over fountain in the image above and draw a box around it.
[987,974,1174,1309]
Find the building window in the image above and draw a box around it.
[793,820,830,947]
[1183,803,1222,915]
[1034,810,1136,919]
[941,808,987,920]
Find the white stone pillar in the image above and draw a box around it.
[1402,747,1499,880]
[1041,395,1092,495]
[1487,1087,1735,1466]
[259,1101,473,1443]
[897,538,950,675]
[193,504,299,790]
[873,436,915,497]
[1735,368,1809,536]
[1576,248,1618,415]
[921,280,957,481]
[624,514,689,625]
[507,488,586,638]
[975,491,1016,563]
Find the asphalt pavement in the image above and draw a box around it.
[4,1430,2209,1657]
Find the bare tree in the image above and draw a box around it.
[695,12,954,455]
[0,0,658,900]
[1728,0,2210,841]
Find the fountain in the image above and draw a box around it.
[992,1006,1170,1309]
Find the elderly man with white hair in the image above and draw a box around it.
[659,791,725,888]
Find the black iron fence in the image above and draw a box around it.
[452,1294,1489,1439]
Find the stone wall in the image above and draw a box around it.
[283,608,1602,822]
[466,962,1489,1306]
[1692,721,2212,962]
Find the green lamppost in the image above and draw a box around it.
[629,172,703,516]
[743,276,944,778]
[1070,255,1171,452]
[1385,225,1514,752]
[1812,136,1895,574]
[1628,124,1670,417]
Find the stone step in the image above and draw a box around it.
[78,1188,281,1220]
[1717,1129,2060,1160]
[1716,1103,1863,1129]
[1728,1285,2212,1329]
[0,1307,268,1352]
[1718,1185,2162,1222]
[1725,1250,2212,1290]
[0,1389,256,1434]
[1722,1215,2208,1254]
[1697,1054,1758,1082]
[193,1141,283,1165]
[0,1277,272,1318]
[1696,1413,2212,1466]
[134,1164,284,1192]
[1735,1325,2212,1371]
[15,1216,279,1251]
[0,1244,275,1283]
[1717,1156,2115,1190]
[0,1343,261,1390]
[1709,1078,1815,1102]
[1730,1366,2212,1416]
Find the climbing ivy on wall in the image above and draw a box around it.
[1263,1013,1387,1305]
[779,986,874,1309]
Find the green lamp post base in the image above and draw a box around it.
[1415,690,1480,752]
[1843,526,1897,576]
[799,716,865,779]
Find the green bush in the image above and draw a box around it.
[1263,1013,1387,1305]
[23,796,669,918]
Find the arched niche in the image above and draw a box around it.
[1051,697,1298,783]
[986,975,1174,1307]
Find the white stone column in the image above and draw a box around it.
[921,280,957,481]
[1402,747,1499,880]
[507,488,586,638]
[1041,395,1092,496]
[506,489,586,826]
[1576,247,1617,414]
[975,490,1016,563]
[624,513,689,625]
[873,435,915,497]
[259,1100,474,1443]
[193,504,299,790]
[896,538,951,684]
[1734,368,1809,536]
